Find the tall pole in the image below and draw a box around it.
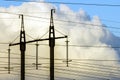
[49,9,55,80]
[66,37,69,67]
[9,10,67,80]
[36,41,39,70]
[20,14,26,80]
[8,46,10,74]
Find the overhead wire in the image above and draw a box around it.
[1,50,120,64]
[38,30,49,39]
[1,42,120,49]
[25,43,120,48]
[12,70,74,80]
[1,50,120,63]
[55,68,111,79]
[0,2,120,79]
[5,0,120,7]
[12,66,109,80]
[26,33,35,40]
[69,62,120,73]
[31,65,117,79]
[55,28,67,36]
[1,10,120,26]
[0,60,119,79]
[1,11,120,31]
[2,59,120,72]
[68,64,120,76]
[10,72,49,80]
[56,12,120,24]
[71,60,120,68]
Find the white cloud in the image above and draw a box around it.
[0,2,120,80]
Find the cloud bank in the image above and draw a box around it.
[0,2,120,80]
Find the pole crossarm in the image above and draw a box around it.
[9,36,67,46]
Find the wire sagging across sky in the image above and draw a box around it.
[5,0,120,7]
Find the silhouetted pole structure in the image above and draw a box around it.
[9,14,26,80]
[49,9,55,80]
[24,9,67,80]
[36,41,39,70]
[63,37,71,67]
[8,46,10,74]
[20,14,26,80]
[66,37,69,67]
[9,9,67,80]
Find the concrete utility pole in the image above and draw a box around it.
[9,9,67,80]
[20,14,26,80]
[49,9,55,80]
[36,41,39,70]
[8,46,11,74]
[66,37,69,67]
[9,14,26,80]
[24,9,67,80]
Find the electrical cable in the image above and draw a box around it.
[55,28,67,36]
[38,30,49,39]
[71,61,120,69]
[58,65,120,77]
[12,70,75,80]
[12,67,109,80]
[5,0,120,7]
[1,51,120,63]
[26,43,120,48]
[38,67,109,80]
[26,33,35,40]
[1,11,120,31]
[10,72,49,80]
[55,68,111,79]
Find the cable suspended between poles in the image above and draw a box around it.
[9,9,68,80]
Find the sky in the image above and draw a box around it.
[0,0,120,37]
[0,0,120,80]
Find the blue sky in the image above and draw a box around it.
[0,0,120,37]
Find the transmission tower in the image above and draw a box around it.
[9,14,26,80]
[9,9,67,80]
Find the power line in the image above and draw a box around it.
[3,64,120,78]
[6,0,120,7]
[1,11,120,31]
[56,12,120,24]
[25,66,119,79]
[24,14,120,30]
[68,63,120,75]
[27,43,120,48]
[70,62,120,72]
[11,72,49,80]
[0,61,119,79]
[1,50,120,62]
[1,11,120,26]
[18,66,109,80]
[12,69,76,80]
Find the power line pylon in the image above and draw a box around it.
[9,9,67,80]
[9,14,26,80]
[20,14,26,80]
[8,46,11,74]
[49,9,55,80]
